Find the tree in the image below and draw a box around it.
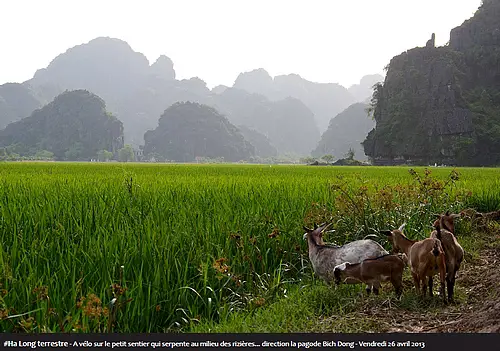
[366,83,383,121]
[65,142,84,161]
[97,149,113,162]
[345,148,355,160]
[321,154,334,163]
[118,144,135,162]
[34,150,54,160]
[300,156,317,164]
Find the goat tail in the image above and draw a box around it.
[432,241,440,257]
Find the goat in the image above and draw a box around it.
[333,254,406,297]
[305,223,340,247]
[382,224,447,302]
[432,210,460,235]
[303,223,389,285]
[430,213,464,303]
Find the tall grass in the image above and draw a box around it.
[0,163,498,332]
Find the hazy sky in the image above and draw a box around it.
[0,0,481,89]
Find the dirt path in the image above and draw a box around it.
[445,245,500,333]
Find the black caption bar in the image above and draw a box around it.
[0,333,498,351]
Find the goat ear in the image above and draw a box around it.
[313,223,318,230]
[445,210,450,216]
[381,230,392,236]
[451,213,460,219]
[398,223,406,232]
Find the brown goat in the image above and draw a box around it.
[382,224,447,302]
[432,211,460,235]
[333,254,406,297]
[430,213,464,303]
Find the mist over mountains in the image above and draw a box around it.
[312,103,375,161]
[233,68,382,133]
[0,36,382,161]
[2,0,495,165]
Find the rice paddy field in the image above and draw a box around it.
[0,162,499,332]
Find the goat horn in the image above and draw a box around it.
[398,223,406,231]
[303,226,312,232]
[319,222,334,232]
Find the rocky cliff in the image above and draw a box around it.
[364,0,500,166]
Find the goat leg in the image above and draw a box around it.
[447,275,456,303]
[412,272,420,295]
[395,285,403,299]
[439,256,447,304]
[428,276,433,297]
[392,274,403,299]
[366,285,372,295]
[422,278,428,298]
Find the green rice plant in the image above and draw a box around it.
[0,163,498,332]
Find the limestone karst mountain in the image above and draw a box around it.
[312,103,375,161]
[143,102,254,162]
[1,35,387,161]
[237,125,278,159]
[363,0,500,166]
[0,83,43,129]
[26,37,151,104]
[0,90,123,160]
[233,68,356,133]
[211,88,320,156]
[5,37,322,156]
